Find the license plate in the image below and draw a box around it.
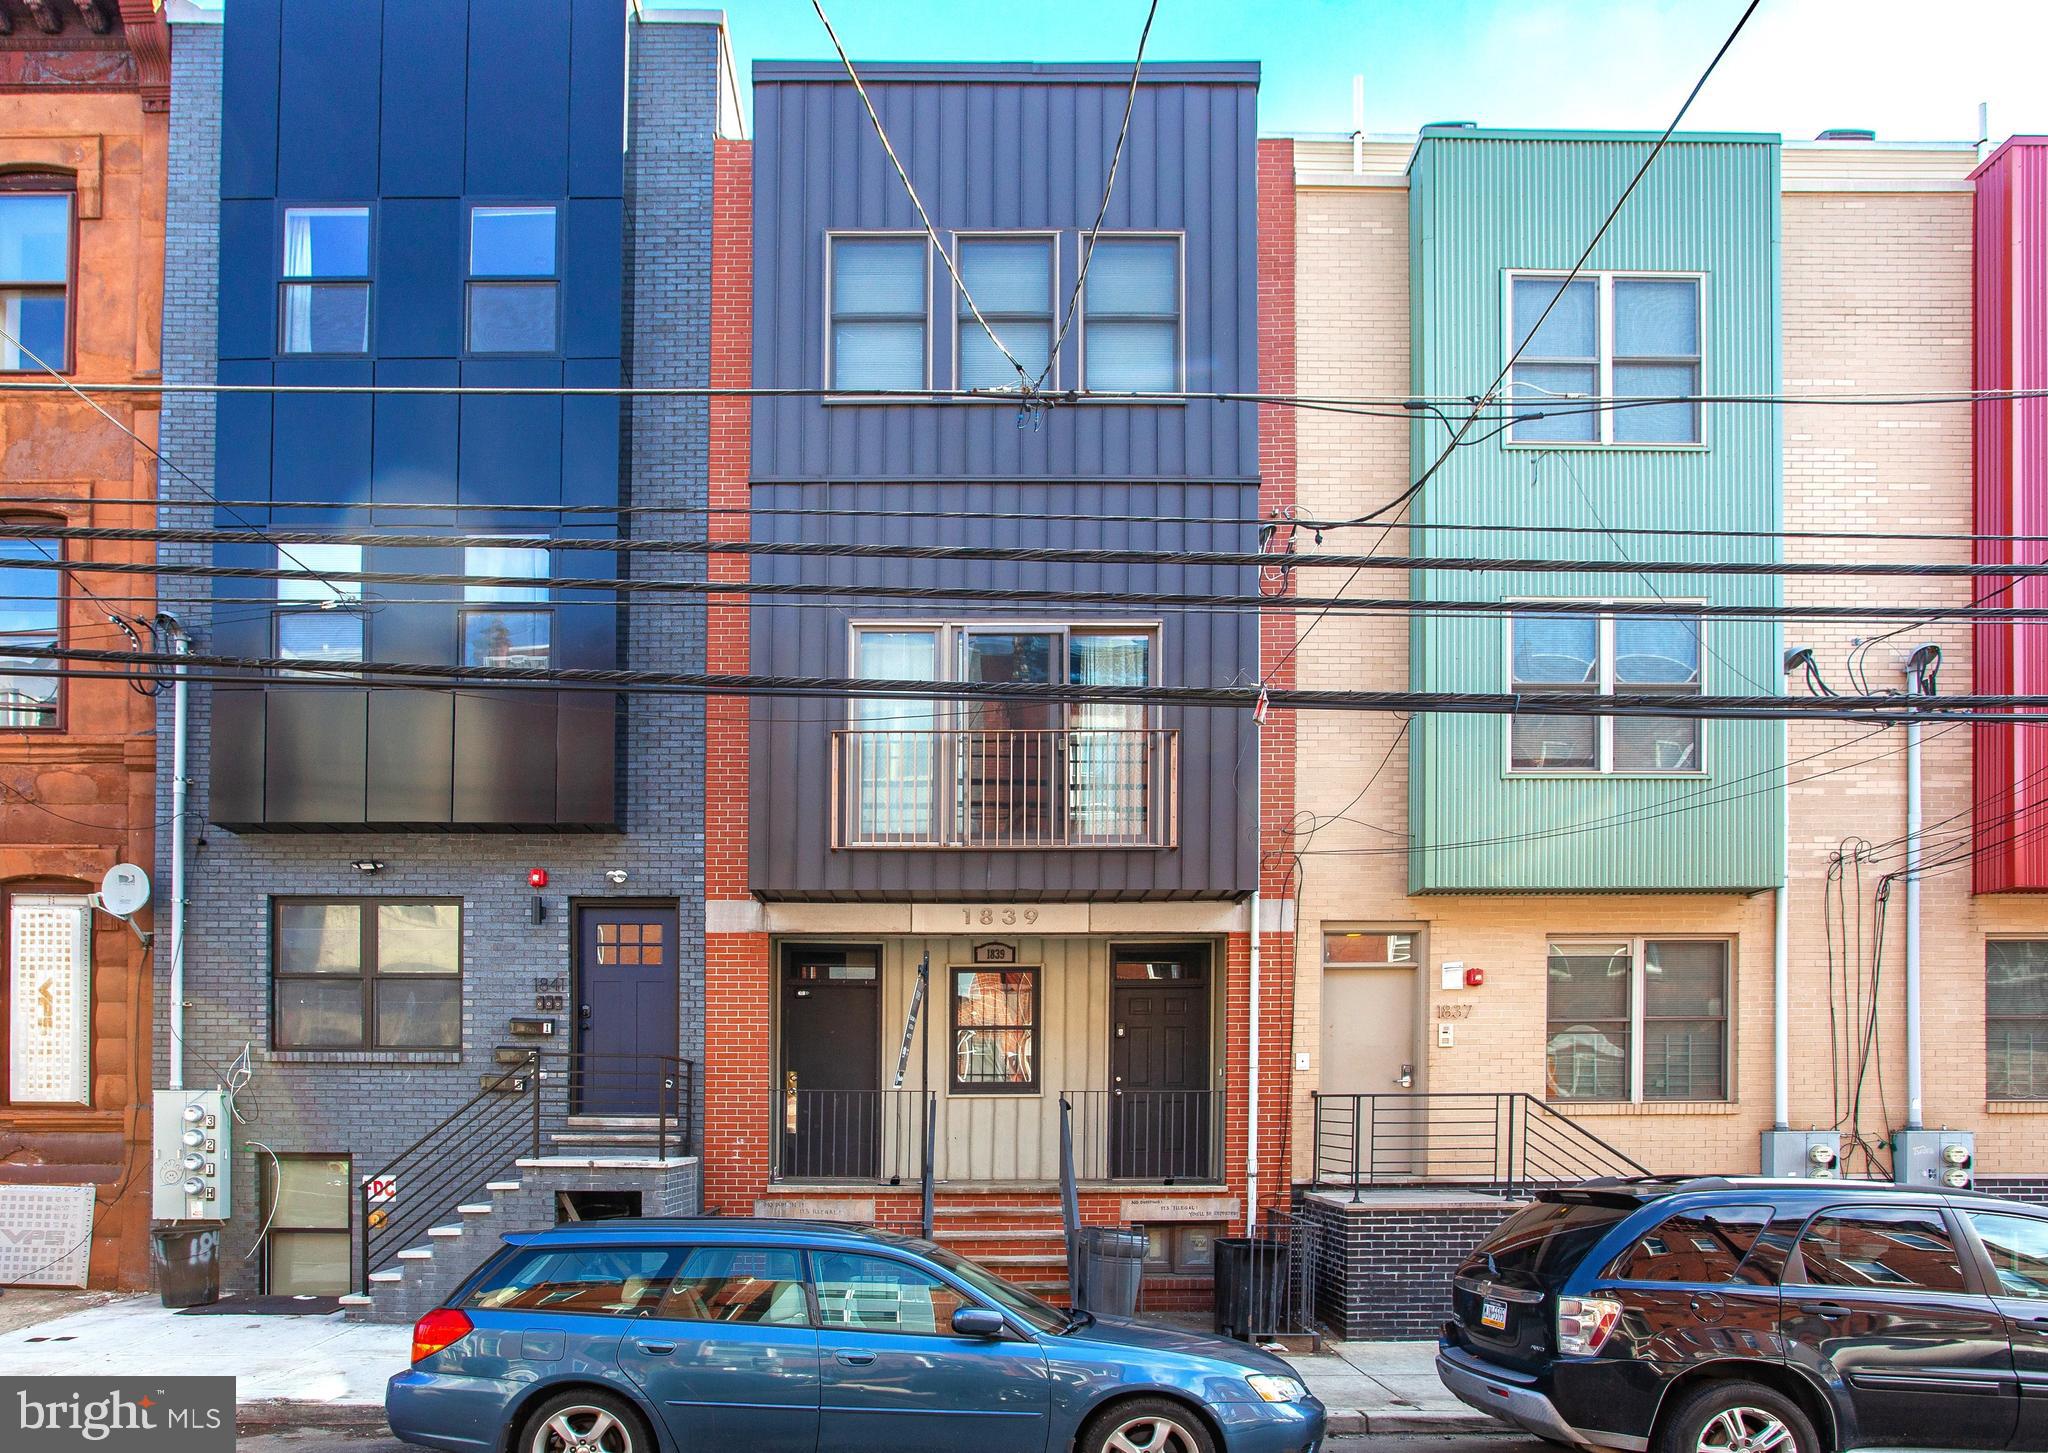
[1481,1298,1509,1330]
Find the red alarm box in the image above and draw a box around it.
[1464,966,1486,989]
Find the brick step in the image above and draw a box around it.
[957,1251,1071,1268]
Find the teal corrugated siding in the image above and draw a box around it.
[1406,133,1784,893]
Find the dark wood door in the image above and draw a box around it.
[575,906,678,1115]
[1109,946,1212,1181]
[780,946,881,1180]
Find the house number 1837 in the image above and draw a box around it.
[963,907,1039,926]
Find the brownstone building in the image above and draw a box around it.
[0,0,167,1289]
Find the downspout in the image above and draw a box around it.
[1246,886,1260,1238]
[1774,654,1792,1131]
[1903,646,1939,1131]
[161,614,190,1090]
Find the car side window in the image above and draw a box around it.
[464,1245,680,1315]
[1795,1207,1967,1293]
[655,1246,812,1326]
[811,1250,973,1337]
[1608,1204,1773,1284]
[1968,1212,2048,1301]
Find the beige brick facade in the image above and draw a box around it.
[1286,153,2048,1185]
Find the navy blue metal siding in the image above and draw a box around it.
[747,482,1260,901]
[749,64,1260,483]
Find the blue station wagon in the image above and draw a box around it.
[387,1218,1325,1453]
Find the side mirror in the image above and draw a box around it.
[951,1306,1008,1338]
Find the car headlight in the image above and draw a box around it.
[1246,1373,1307,1404]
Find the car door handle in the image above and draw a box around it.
[635,1342,677,1356]
[1807,1303,1853,1321]
[835,1351,877,1366]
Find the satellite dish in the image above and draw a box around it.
[99,863,151,918]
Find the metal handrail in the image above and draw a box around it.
[1310,1091,1651,1198]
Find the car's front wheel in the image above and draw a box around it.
[1658,1380,1819,1453]
[1079,1396,1217,1453]
[519,1389,650,1453]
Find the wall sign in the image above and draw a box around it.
[972,942,1019,964]
[9,895,91,1105]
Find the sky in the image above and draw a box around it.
[703,0,2048,144]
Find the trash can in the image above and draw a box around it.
[151,1225,221,1309]
[1078,1226,1147,1317]
[1212,1236,1287,1340]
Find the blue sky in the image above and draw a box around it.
[706,0,2045,144]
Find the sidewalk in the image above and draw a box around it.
[0,1292,1493,1438]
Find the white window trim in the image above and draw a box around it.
[1078,231,1188,395]
[1546,935,1734,1105]
[949,230,1060,393]
[824,230,933,396]
[8,892,91,1105]
[1320,924,1422,970]
[1503,600,1708,778]
[1502,269,1706,449]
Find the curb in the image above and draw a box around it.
[236,1401,389,1437]
[1324,1408,1502,1436]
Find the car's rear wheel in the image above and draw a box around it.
[1658,1381,1818,1453]
[1080,1396,1217,1453]
[520,1389,649,1453]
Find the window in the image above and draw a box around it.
[7,892,90,1104]
[274,543,364,674]
[263,1155,350,1296]
[461,544,550,669]
[957,236,1053,389]
[830,236,927,391]
[811,1251,974,1336]
[468,206,559,353]
[655,1246,810,1325]
[271,899,461,1050]
[466,1245,681,1316]
[1509,272,1701,444]
[1547,938,1729,1103]
[1082,237,1181,391]
[1988,940,2048,1099]
[281,207,370,354]
[1968,1212,2048,1301]
[1608,1205,1771,1284]
[1509,609,1702,774]
[0,177,74,372]
[1324,930,1417,968]
[951,967,1037,1092]
[0,537,61,728]
[1796,1207,1965,1293]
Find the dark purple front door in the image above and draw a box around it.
[575,906,678,1115]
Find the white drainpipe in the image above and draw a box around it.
[164,617,190,1091]
[1774,665,1790,1130]
[1904,656,1928,1130]
[1246,887,1261,1237]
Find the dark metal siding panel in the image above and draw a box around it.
[567,0,627,199]
[219,0,280,200]
[376,199,464,357]
[464,0,571,198]
[452,692,559,824]
[555,692,617,826]
[747,481,1259,900]
[265,688,368,824]
[277,0,382,200]
[379,0,468,199]
[208,689,267,827]
[750,74,1259,484]
[367,691,455,824]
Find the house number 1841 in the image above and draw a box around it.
[964,907,1038,926]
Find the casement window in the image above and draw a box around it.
[274,543,365,674]
[1508,608,1703,774]
[281,207,370,354]
[467,205,559,353]
[950,966,1039,1092]
[0,537,61,728]
[1082,237,1182,392]
[7,892,91,1105]
[461,544,550,669]
[0,175,75,373]
[272,898,461,1050]
[1546,938,1730,1103]
[1988,940,2048,1099]
[956,235,1054,389]
[262,1154,350,1296]
[829,236,928,391]
[1323,929,1417,969]
[1508,272,1702,444]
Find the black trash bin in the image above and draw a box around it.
[151,1225,221,1309]
[1212,1236,1287,1340]
[1078,1226,1147,1317]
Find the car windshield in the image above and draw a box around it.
[1470,1198,1632,1290]
[918,1242,1069,1334]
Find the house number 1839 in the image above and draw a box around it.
[964,907,1038,926]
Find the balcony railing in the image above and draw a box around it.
[831,728,1179,850]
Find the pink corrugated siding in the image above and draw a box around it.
[1975,139,2048,891]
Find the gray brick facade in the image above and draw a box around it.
[156,14,718,1294]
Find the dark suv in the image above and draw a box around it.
[1436,1176,2048,1453]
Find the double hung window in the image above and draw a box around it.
[274,543,365,673]
[468,206,559,353]
[1546,938,1729,1103]
[263,1155,351,1296]
[1509,608,1702,773]
[0,537,61,727]
[1508,272,1702,444]
[462,544,550,669]
[281,207,370,354]
[956,236,1054,389]
[1082,237,1181,391]
[0,177,73,372]
[829,236,927,391]
[272,899,461,1050]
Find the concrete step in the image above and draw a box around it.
[486,1181,522,1193]
[932,1203,1063,1217]
[932,1228,1070,1243]
[397,1247,433,1262]
[458,1203,493,1216]
[428,1225,463,1239]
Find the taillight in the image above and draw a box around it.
[412,1307,473,1364]
[1555,1296,1622,1356]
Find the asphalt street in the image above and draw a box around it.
[237,1431,1540,1453]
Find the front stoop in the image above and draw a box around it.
[344,1157,702,1324]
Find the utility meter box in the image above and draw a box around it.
[152,1088,231,1221]
[1760,1129,1841,1180]
[1894,1128,1974,1190]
